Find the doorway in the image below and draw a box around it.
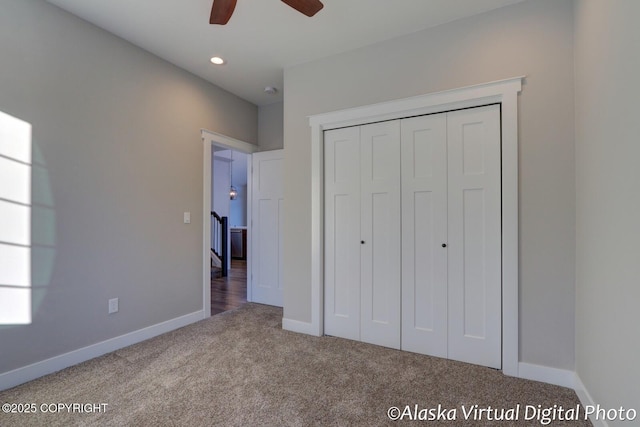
[211,146,249,315]
[201,130,285,318]
[201,130,257,318]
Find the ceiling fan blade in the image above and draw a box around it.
[210,0,237,25]
[281,0,324,17]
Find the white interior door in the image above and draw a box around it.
[324,127,361,341]
[447,105,502,369]
[400,113,448,357]
[359,121,401,349]
[251,150,284,307]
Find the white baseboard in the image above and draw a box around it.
[517,363,612,426]
[282,317,320,336]
[574,374,609,427]
[0,310,205,391]
[517,362,576,389]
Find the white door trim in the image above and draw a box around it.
[305,77,523,377]
[201,129,258,318]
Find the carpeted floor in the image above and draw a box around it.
[0,303,591,426]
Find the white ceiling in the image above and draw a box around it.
[47,0,525,106]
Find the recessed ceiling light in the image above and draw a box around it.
[210,56,225,65]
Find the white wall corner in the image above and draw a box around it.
[517,362,576,389]
[0,310,205,392]
[518,365,609,427]
[573,374,610,427]
[282,317,321,337]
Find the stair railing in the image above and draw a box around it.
[211,211,228,277]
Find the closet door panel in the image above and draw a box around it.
[324,127,361,341]
[360,121,401,349]
[446,105,502,369]
[400,114,448,357]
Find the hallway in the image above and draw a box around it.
[211,259,247,315]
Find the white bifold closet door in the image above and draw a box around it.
[445,106,501,369]
[360,122,401,348]
[400,113,449,359]
[401,105,501,369]
[324,126,361,341]
[324,121,401,349]
[324,104,501,369]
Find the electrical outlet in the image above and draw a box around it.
[108,298,119,314]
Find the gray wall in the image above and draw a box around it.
[258,102,284,151]
[0,0,257,374]
[213,156,231,221]
[230,151,248,228]
[283,0,576,370]
[574,0,640,419]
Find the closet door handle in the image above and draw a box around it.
[442,243,447,248]
[361,240,365,244]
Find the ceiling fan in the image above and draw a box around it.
[210,0,324,25]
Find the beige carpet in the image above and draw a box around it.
[0,303,590,426]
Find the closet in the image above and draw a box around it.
[324,104,502,369]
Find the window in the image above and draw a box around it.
[0,110,32,325]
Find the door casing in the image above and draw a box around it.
[298,77,523,377]
[202,130,257,318]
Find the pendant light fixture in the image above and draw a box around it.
[229,151,237,200]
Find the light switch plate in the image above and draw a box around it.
[184,212,191,224]
[108,298,119,314]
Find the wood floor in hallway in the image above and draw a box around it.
[211,259,247,316]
